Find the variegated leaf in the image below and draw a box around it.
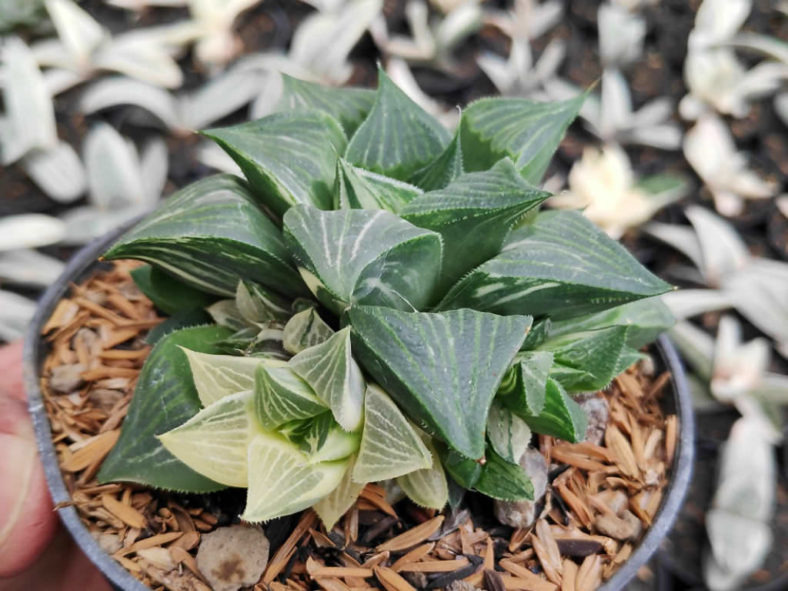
[235,281,291,325]
[314,457,366,530]
[334,158,423,212]
[519,378,587,442]
[547,297,675,350]
[158,390,257,488]
[290,327,365,431]
[279,413,360,464]
[345,69,451,181]
[242,432,349,522]
[182,348,285,407]
[349,306,531,459]
[203,112,347,216]
[401,158,550,293]
[278,75,375,136]
[408,127,464,191]
[282,307,334,355]
[206,299,247,331]
[352,385,432,483]
[543,326,630,392]
[497,350,554,417]
[397,437,449,510]
[460,94,584,184]
[104,174,305,297]
[254,365,327,430]
[486,402,532,464]
[474,446,534,501]
[438,210,671,319]
[99,325,233,491]
[283,205,443,314]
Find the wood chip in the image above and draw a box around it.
[61,430,120,471]
[397,558,469,572]
[374,566,416,591]
[376,516,444,552]
[101,494,146,529]
[604,425,639,479]
[390,543,434,571]
[665,415,678,464]
[575,555,602,591]
[499,559,558,591]
[311,567,373,579]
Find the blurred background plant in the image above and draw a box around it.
[0,0,786,588]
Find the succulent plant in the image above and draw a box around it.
[96,71,673,526]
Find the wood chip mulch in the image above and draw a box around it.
[39,261,678,591]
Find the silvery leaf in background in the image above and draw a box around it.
[598,2,645,68]
[711,316,770,405]
[106,0,187,10]
[776,92,788,126]
[683,114,775,216]
[649,206,788,358]
[0,36,57,165]
[79,61,268,134]
[33,0,187,90]
[0,214,66,251]
[547,69,682,150]
[547,143,688,239]
[20,140,87,203]
[372,0,482,72]
[59,124,168,245]
[185,0,263,68]
[484,0,564,42]
[0,249,65,287]
[680,0,788,119]
[704,415,776,591]
[0,290,36,342]
[195,140,242,174]
[386,58,458,128]
[477,37,565,98]
[290,0,382,84]
[0,0,46,31]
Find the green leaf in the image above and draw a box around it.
[279,75,375,136]
[352,385,432,483]
[314,457,366,529]
[497,350,554,417]
[282,307,335,355]
[283,204,443,314]
[408,127,464,191]
[345,69,451,180]
[203,112,347,216]
[242,431,349,522]
[349,306,531,459]
[440,445,483,489]
[104,174,305,298]
[182,348,285,407]
[145,309,212,345]
[401,159,550,293]
[334,158,423,212]
[519,378,587,442]
[98,325,233,492]
[543,326,630,392]
[459,93,584,184]
[521,318,551,350]
[397,437,449,510]
[279,413,360,463]
[486,402,532,464]
[438,210,672,319]
[547,297,675,349]
[474,446,533,502]
[290,327,365,431]
[235,281,291,325]
[130,265,215,315]
[158,391,257,488]
[254,365,327,430]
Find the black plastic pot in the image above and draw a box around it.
[24,224,695,591]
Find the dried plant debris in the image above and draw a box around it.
[42,262,676,591]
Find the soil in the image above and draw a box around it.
[38,261,679,591]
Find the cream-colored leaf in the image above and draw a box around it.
[313,457,365,530]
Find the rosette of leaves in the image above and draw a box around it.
[97,70,673,527]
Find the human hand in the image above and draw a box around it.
[0,341,110,591]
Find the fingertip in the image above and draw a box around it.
[0,340,25,402]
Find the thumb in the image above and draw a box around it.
[0,386,58,577]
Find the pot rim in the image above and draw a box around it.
[24,223,695,591]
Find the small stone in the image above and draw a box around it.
[577,394,609,446]
[594,509,642,541]
[93,532,122,554]
[89,388,124,412]
[447,581,479,591]
[494,449,548,529]
[196,525,270,591]
[50,364,85,393]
